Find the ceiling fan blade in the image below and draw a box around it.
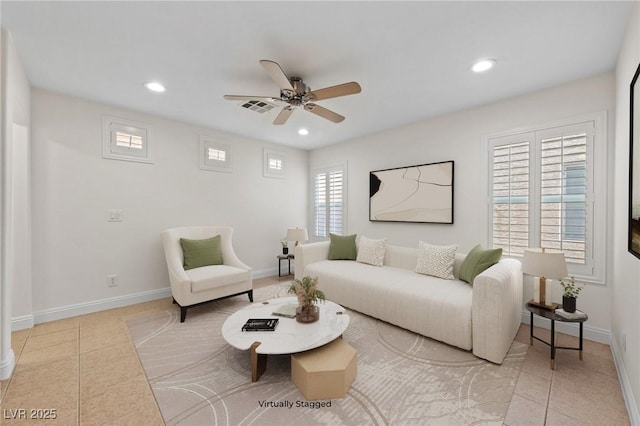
[304,103,345,123]
[305,81,361,102]
[273,106,294,125]
[259,60,295,91]
[223,95,281,102]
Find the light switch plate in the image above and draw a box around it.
[108,209,123,222]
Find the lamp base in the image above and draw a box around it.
[528,299,558,311]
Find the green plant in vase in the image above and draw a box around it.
[288,276,325,323]
[559,276,583,313]
[281,239,289,255]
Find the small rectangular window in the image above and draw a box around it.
[102,116,152,163]
[269,158,282,170]
[264,149,286,178]
[207,147,226,162]
[115,132,144,149]
[200,136,232,173]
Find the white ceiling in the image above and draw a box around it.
[1,1,633,150]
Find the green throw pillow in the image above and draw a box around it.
[459,244,503,284]
[328,233,357,260]
[180,235,223,270]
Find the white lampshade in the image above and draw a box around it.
[286,227,308,244]
[521,248,568,279]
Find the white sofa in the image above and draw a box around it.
[295,241,522,364]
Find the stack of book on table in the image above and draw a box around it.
[555,308,587,320]
[241,318,279,332]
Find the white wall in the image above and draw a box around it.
[29,89,307,319]
[310,73,615,337]
[1,29,31,379]
[613,3,640,423]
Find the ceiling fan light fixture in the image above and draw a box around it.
[471,59,496,73]
[144,81,166,93]
[298,128,309,136]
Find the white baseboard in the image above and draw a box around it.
[10,314,34,331]
[610,334,640,426]
[0,349,15,380]
[16,287,173,328]
[253,267,278,279]
[520,309,610,344]
[12,269,281,330]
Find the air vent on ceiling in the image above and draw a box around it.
[240,99,277,114]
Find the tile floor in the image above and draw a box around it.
[0,276,630,425]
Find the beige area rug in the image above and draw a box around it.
[127,284,528,425]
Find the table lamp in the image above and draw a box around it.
[286,227,308,247]
[522,248,567,310]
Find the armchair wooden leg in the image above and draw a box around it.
[248,290,254,303]
[180,306,187,323]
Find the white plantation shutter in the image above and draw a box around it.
[115,131,144,149]
[491,137,531,256]
[539,129,589,264]
[102,116,152,163]
[312,166,346,238]
[488,118,598,279]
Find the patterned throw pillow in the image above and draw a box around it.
[356,236,387,267]
[415,241,457,280]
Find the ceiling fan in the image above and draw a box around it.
[224,60,361,125]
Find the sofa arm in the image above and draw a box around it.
[471,258,523,364]
[294,241,331,281]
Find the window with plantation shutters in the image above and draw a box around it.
[491,138,530,257]
[312,166,346,238]
[486,114,605,281]
[540,130,588,264]
[102,116,152,163]
[199,136,232,173]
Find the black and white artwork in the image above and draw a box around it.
[369,161,454,224]
[629,62,640,259]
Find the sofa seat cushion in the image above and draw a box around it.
[187,265,250,293]
[306,260,473,350]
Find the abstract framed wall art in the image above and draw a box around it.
[369,161,454,224]
[629,61,640,259]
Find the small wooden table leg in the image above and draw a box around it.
[251,342,267,382]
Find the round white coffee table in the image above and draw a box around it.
[222,297,350,381]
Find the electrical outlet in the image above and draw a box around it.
[107,274,118,287]
[622,332,626,352]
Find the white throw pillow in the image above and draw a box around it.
[356,236,387,267]
[415,241,457,280]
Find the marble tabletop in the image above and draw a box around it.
[221,297,350,355]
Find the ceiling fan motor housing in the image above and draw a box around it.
[280,77,310,106]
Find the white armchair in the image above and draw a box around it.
[161,226,253,322]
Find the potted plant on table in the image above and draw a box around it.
[559,276,583,313]
[288,276,325,323]
[281,239,289,255]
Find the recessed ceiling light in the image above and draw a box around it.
[144,81,166,93]
[298,128,309,136]
[471,59,496,73]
